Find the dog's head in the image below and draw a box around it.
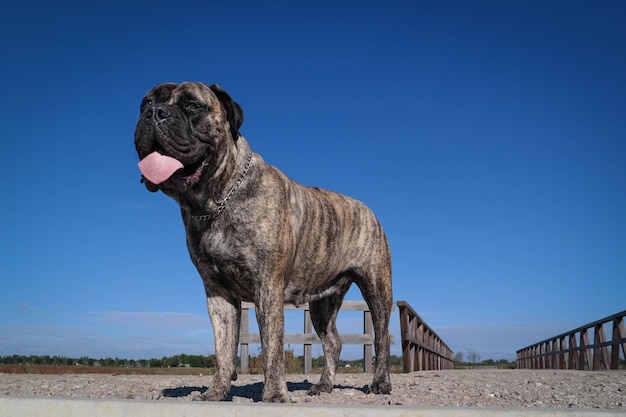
[134,82,243,193]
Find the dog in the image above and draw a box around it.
[134,82,393,402]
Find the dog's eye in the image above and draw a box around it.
[185,101,202,111]
[141,99,153,110]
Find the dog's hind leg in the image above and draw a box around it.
[256,283,290,403]
[306,276,352,395]
[354,264,393,395]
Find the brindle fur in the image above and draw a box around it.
[134,82,393,402]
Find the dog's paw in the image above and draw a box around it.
[196,384,230,401]
[306,382,333,396]
[262,389,290,403]
[368,379,391,395]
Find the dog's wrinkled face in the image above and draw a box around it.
[134,82,243,193]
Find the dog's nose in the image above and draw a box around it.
[144,103,171,122]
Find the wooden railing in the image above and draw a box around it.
[516,310,626,370]
[396,301,454,372]
[239,301,393,374]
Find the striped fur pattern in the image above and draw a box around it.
[135,82,393,402]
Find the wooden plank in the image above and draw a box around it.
[240,333,378,345]
[401,333,449,357]
[396,301,449,349]
[240,300,382,312]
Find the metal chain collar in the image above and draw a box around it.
[192,150,253,221]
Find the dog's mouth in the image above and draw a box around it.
[138,151,183,184]
[138,150,207,192]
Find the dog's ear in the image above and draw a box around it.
[209,84,244,141]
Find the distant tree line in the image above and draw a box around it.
[0,354,216,369]
[0,352,403,371]
[2,351,517,370]
[453,350,517,369]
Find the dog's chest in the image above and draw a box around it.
[184,220,259,297]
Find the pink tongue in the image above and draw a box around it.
[138,152,184,184]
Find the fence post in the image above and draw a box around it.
[303,309,312,374]
[546,341,552,369]
[398,304,410,373]
[569,332,578,369]
[580,329,590,369]
[558,336,566,369]
[611,316,626,369]
[593,323,610,370]
[363,310,373,373]
[240,305,250,374]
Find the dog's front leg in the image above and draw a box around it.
[200,294,240,401]
[256,285,289,403]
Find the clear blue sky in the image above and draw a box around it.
[1,1,624,362]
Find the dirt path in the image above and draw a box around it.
[1,370,624,409]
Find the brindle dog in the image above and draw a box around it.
[134,82,393,402]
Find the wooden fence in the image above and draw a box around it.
[516,310,626,370]
[239,301,393,374]
[396,301,454,372]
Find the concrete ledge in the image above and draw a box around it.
[1,397,624,417]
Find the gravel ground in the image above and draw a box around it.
[1,370,624,409]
